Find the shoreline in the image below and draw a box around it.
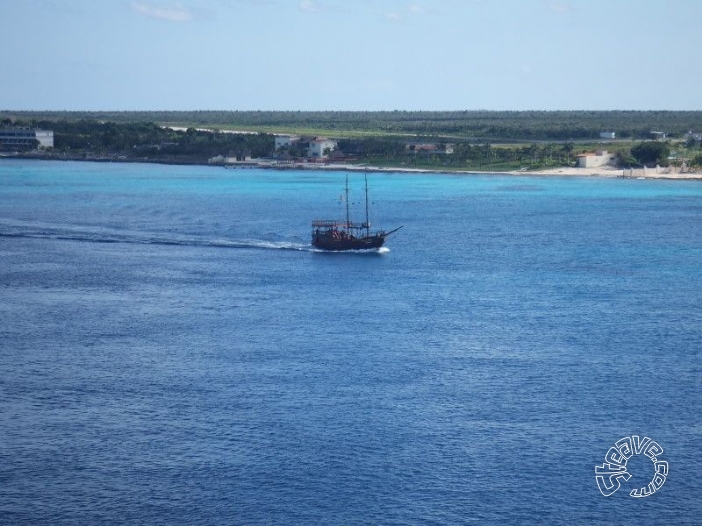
[248,160,702,180]
[311,162,702,180]
[3,153,701,180]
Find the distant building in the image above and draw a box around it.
[576,150,616,168]
[275,135,337,159]
[600,131,616,140]
[650,131,667,140]
[275,135,300,150]
[405,143,454,154]
[208,153,253,164]
[0,128,54,149]
[406,143,437,154]
[308,138,337,159]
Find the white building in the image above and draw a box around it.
[0,128,54,149]
[275,135,300,149]
[308,138,337,159]
[600,131,616,140]
[208,153,253,164]
[576,150,616,168]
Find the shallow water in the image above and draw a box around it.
[1,160,701,524]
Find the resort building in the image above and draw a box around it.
[0,128,54,149]
[274,135,337,159]
[576,150,616,168]
[208,153,253,164]
[307,138,337,159]
[275,135,301,150]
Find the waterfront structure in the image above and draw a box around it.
[307,138,337,159]
[576,150,616,168]
[600,131,616,139]
[208,153,253,164]
[0,128,54,149]
[275,135,300,149]
[275,135,336,159]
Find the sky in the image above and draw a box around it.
[1,0,701,111]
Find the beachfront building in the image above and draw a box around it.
[275,135,301,150]
[0,128,54,150]
[576,150,616,168]
[208,153,253,164]
[308,138,337,159]
[274,135,337,160]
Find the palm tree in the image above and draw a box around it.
[561,142,574,165]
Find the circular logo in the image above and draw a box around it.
[595,435,668,497]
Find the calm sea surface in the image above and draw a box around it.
[1,160,701,525]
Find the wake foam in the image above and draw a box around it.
[0,220,313,252]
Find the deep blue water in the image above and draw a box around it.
[1,160,701,525]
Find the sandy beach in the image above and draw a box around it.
[525,166,702,179]
[299,162,702,180]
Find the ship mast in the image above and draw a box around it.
[364,172,370,237]
[345,174,350,230]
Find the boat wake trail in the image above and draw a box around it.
[0,220,313,252]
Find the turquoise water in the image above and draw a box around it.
[1,160,701,524]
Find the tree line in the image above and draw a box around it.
[1,118,274,160]
[2,116,699,169]
[3,110,702,141]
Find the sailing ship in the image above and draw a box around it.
[311,173,402,251]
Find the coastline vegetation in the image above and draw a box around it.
[2,111,701,171]
[4,110,702,140]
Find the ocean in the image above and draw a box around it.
[1,159,700,525]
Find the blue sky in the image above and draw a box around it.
[2,0,700,111]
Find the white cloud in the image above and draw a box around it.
[131,2,193,22]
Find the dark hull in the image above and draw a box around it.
[312,234,386,251]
